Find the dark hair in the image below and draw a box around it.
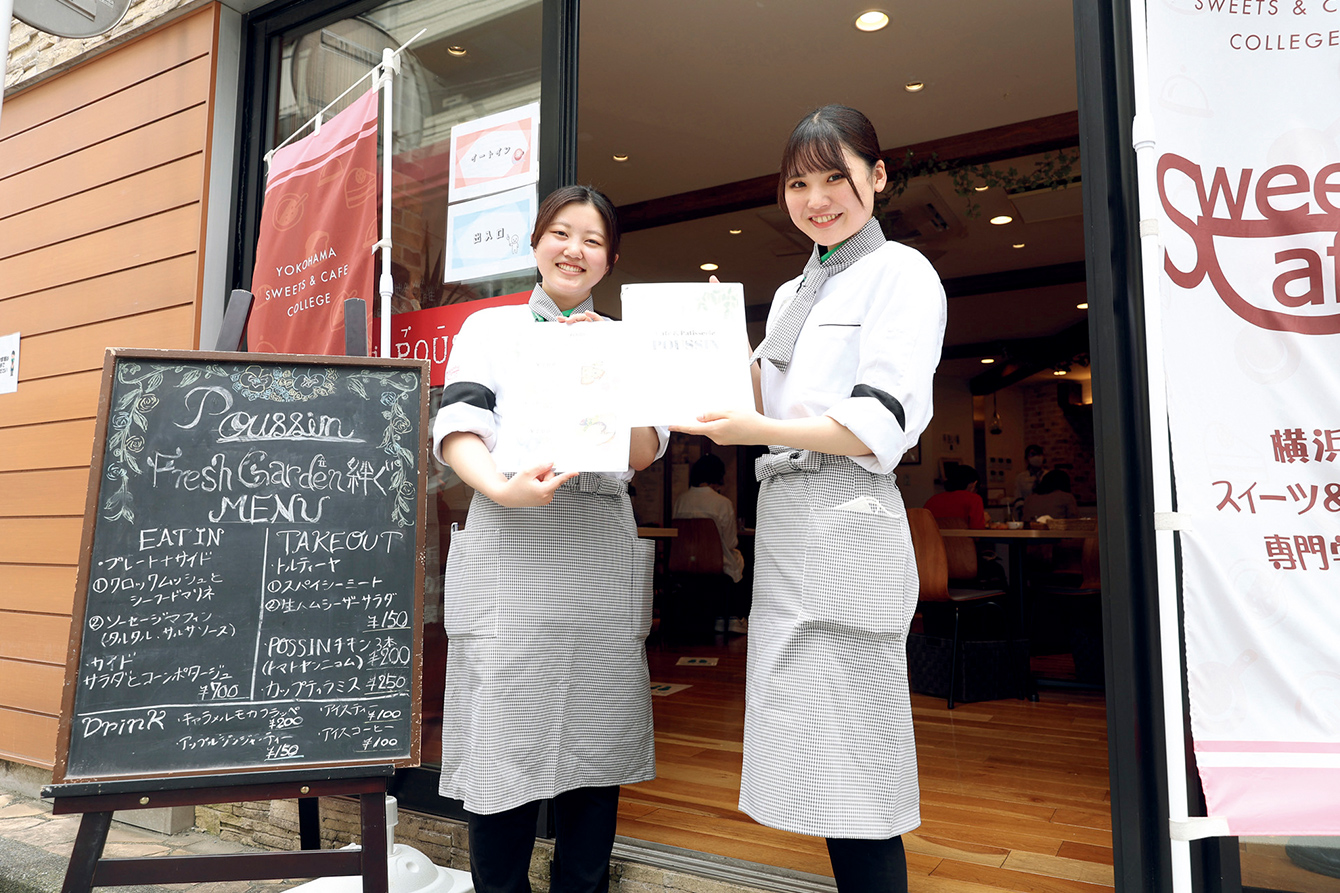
[689,454,726,488]
[530,185,621,270]
[1033,469,1071,495]
[776,105,883,209]
[943,464,979,492]
[1025,444,1045,459]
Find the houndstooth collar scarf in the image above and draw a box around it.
[528,284,594,322]
[751,217,886,372]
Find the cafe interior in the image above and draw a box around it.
[278,0,1332,888]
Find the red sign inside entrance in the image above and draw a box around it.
[376,291,531,385]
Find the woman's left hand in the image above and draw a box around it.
[671,409,770,446]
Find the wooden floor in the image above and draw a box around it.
[620,636,1116,891]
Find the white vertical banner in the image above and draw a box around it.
[1147,0,1340,835]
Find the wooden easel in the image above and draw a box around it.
[43,765,393,893]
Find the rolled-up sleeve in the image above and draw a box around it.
[651,426,671,461]
[432,313,499,464]
[825,253,947,474]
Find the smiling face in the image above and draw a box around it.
[783,146,887,248]
[534,201,615,310]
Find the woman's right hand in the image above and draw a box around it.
[484,463,578,507]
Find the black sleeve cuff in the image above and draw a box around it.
[851,384,906,431]
[441,381,497,412]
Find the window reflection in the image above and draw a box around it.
[271,0,543,771]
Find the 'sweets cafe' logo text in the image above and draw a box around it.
[1159,153,1340,334]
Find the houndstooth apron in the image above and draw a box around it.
[439,473,655,814]
[739,447,921,839]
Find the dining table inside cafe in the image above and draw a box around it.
[938,524,1101,692]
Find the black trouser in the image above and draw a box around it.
[466,785,620,893]
[826,835,908,893]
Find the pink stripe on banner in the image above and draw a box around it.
[1196,740,1340,754]
[1200,767,1340,835]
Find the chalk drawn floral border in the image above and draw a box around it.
[102,361,421,529]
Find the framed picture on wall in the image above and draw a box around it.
[900,437,922,466]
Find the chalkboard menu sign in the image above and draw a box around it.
[54,349,429,783]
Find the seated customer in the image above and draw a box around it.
[672,454,747,634]
[924,464,988,529]
[1022,469,1079,521]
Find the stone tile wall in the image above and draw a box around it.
[4,0,201,92]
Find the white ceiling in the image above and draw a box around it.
[573,0,1090,388]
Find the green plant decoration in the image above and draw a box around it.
[877,147,1082,222]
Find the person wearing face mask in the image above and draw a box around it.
[1013,444,1048,519]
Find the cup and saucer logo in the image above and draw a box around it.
[1159,151,1340,334]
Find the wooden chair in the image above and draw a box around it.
[934,516,981,585]
[669,518,724,575]
[907,508,1008,709]
[662,518,727,641]
[1032,534,1104,686]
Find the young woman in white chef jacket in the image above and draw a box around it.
[433,185,667,893]
[675,106,947,892]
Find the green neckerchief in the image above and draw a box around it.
[533,306,578,322]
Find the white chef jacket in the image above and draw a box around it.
[760,241,947,474]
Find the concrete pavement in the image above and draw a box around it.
[0,788,303,893]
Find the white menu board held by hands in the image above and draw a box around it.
[489,320,632,474]
[620,282,755,426]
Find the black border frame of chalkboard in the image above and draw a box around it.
[53,348,431,785]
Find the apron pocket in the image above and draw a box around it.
[629,538,655,639]
[800,503,905,635]
[443,527,499,638]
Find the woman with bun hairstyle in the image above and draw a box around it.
[675,106,946,891]
[433,185,667,893]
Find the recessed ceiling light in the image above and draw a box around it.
[446,46,467,56]
[728,228,742,235]
[973,185,989,192]
[1012,242,1026,249]
[1077,302,1090,310]
[990,215,1013,225]
[612,153,629,162]
[1053,369,1068,376]
[855,10,889,31]
[903,81,925,93]
[700,263,719,272]
[980,358,996,365]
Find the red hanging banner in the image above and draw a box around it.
[248,89,380,356]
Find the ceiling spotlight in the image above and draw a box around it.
[612,153,629,162]
[1013,242,1026,249]
[980,358,996,364]
[700,263,719,272]
[1077,302,1090,310]
[446,46,467,56]
[903,81,925,93]
[973,185,989,192]
[989,215,1013,225]
[855,10,890,31]
[1053,368,1068,376]
[728,228,742,235]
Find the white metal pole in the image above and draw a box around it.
[1127,1,1198,891]
[1,0,16,134]
[377,46,396,359]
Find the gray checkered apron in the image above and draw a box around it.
[439,472,655,814]
[739,447,921,838]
